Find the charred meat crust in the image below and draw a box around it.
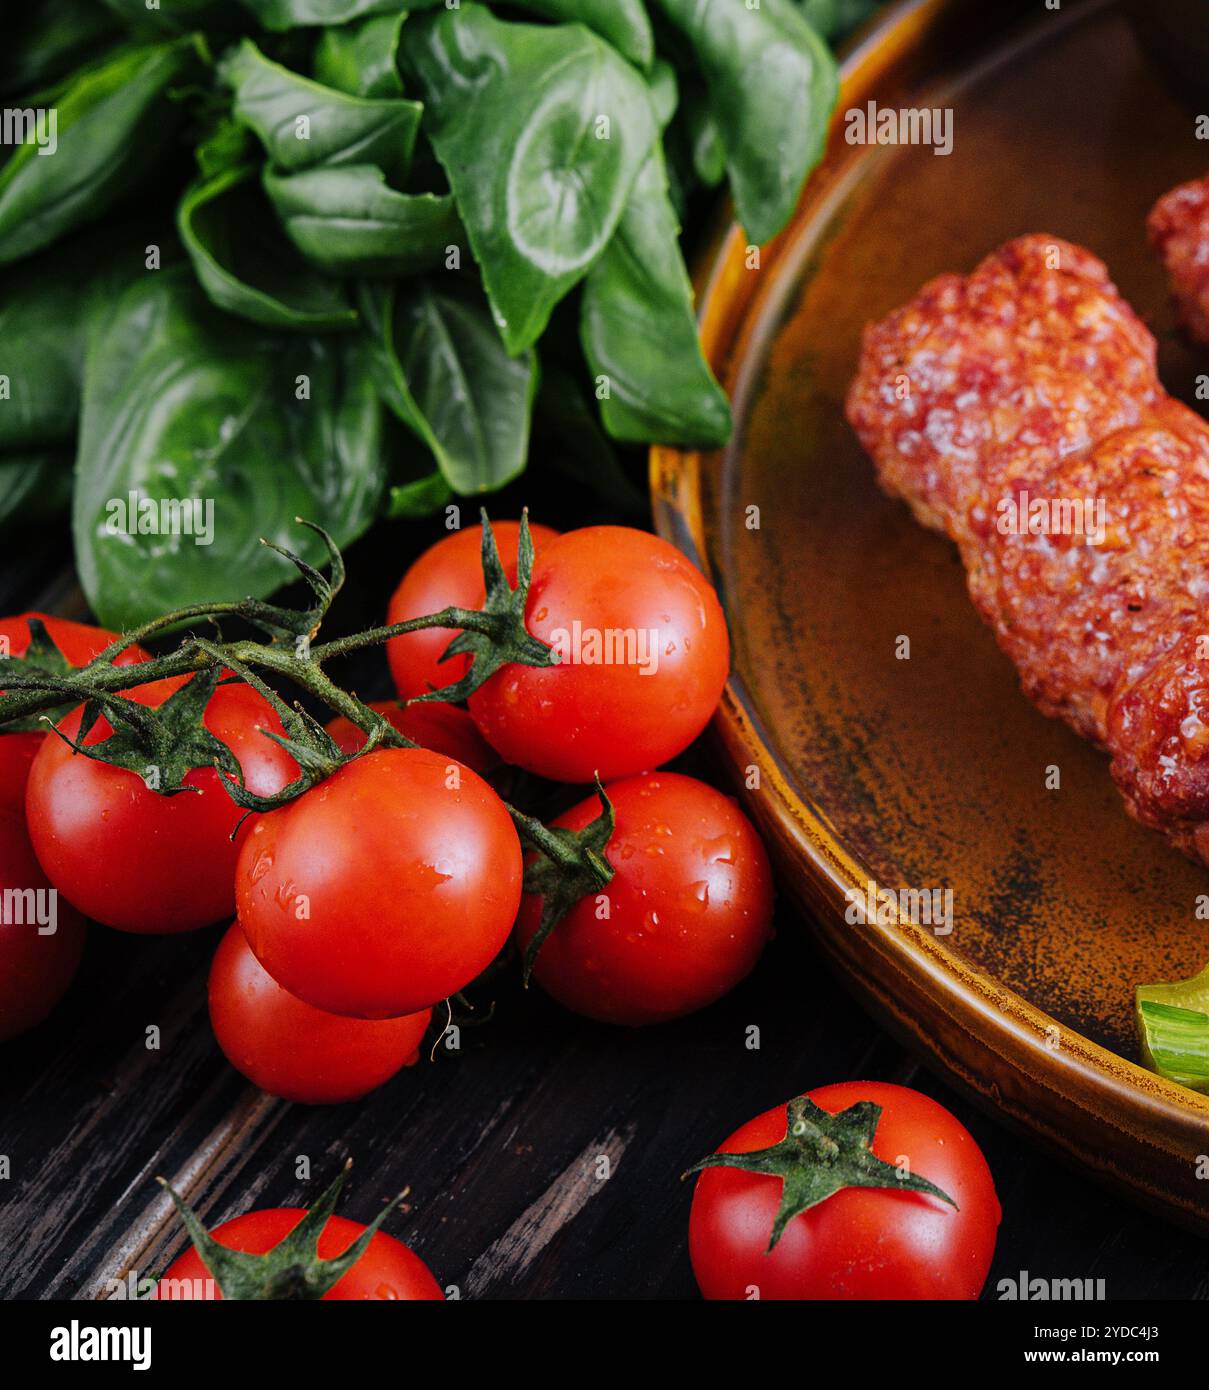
[846,234,1209,862]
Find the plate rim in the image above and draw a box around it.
[650,0,1209,1227]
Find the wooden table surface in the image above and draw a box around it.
[4,503,1209,1302]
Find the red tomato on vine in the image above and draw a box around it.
[155,1167,444,1302]
[0,807,86,1042]
[26,677,298,934]
[469,527,730,783]
[0,613,149,815]
[236,747,522,1018]
[387,520,560,700]
[208,923,432,1104]
[517,773,773,1025]
[688,1082,1000,1300]
[325,699,495,775]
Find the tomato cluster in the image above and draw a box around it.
[0,524,999,1302]
[1,522,766,1075]
[383,521,771,1028]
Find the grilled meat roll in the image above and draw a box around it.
[847,234,1209,864]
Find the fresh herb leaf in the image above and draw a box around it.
[218,38,421,185]
[0,452,74,530]
[264,164,462,278]
[581,147,730,446]
[387,470,454,519]
[680,83,726,188]
[100,0,246,31]
[400,5,657,355]
[0,230,146,448]
[0,0,121,96]
[404,0,655,69]
[648,57,680,130]
[360,278,538,495]
[311,11,408,98]
[651,0,838,244]
[179,162,358,329]
[73,267,385,628]
[0,40,199,265]
[235,0,407,30]
[502,0,654,71]
[795,0,881,42]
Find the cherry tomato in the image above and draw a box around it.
[155,1210,444,1300]
[469,527,730,783]
[387,520,561,701]
[208,922,431,1104]
[0,808,86,1042]
[236,747,522,1018]
[26,679,298,934]
[689,1082,1001,1300]
[0,613,149,815]
[517,773,773,1025]
[325,699,495,775]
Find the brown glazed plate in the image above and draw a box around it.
[650,0,1209,1229]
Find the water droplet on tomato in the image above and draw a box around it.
[685,881,710,912]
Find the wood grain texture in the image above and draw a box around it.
[5,874,1209,1299]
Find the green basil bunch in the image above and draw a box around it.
[0,0,852,626]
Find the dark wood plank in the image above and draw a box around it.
[6,889,1209,1299]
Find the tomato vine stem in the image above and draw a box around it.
[0,512,605,944]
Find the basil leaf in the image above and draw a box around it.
[651,0,837,243]
[0,269,93,450]
[795,0,880,41]
[0,40,199,265]
[648,58,680,131]
[312,12,407,98]
[179,163,357,329]
[0,232,145,448]
[100,0,247,31]
[503,0,654,70]
[580,147,730,446]
[402,0,654,67]
[264,164,462,277]
[400,5,657,355]
[0,452,73,530]
[0,0,120,96]
[218,38,422,185]
[74,267,385,628]
[662,129,693,222]
[360,278,537,494]
[387,470,454,519]
[195,114,256,178]
[680,84,726,188]
[236,0,406,29]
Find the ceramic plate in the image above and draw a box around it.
[652,0,1209,1228]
